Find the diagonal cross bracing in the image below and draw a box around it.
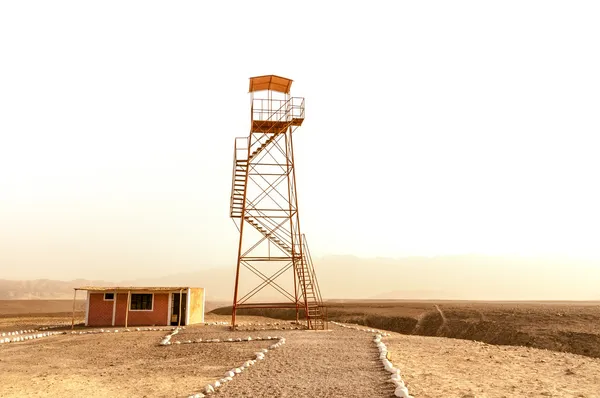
[230,77,326,330]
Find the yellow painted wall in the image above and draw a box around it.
[187,288,205,325]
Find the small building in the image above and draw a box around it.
[75,287,205,327]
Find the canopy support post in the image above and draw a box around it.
[178,289,183,327]
[125,290,131,328]
[71,289,77,330]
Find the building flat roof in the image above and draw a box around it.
[75,286,198,292]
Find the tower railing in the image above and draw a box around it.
[233,136,249,162]
[252,97,305,123]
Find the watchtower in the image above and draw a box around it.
[229,75,325,330]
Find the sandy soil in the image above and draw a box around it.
[0,300,85,315]
[319,300,600,358]
[0,315,84,331]
[2,308,600,397]
[386,332,600,398]
[0,316,286,398]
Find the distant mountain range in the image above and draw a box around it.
[1,255,599,301]
[0,278,117,300]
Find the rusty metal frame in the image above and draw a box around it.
[229,76,325,330]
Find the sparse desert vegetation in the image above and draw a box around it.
[214,300,600,358]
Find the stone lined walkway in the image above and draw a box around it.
[214,326,392,397]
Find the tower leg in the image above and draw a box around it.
[285,132,301,325]
[231,257,242,330]
[231,221,246,330]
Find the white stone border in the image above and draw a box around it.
[233,321,304,331]
[331,321,413,398]
[163,334,283,346]
[71,326,178,337]
[202,321,229,326]
[1,329,36,337]
[39,323,80,330]
[159,328,286,397]
[0,330,66,343]
[0,326,181,345]
[0,322,84,342]
[1,322,231,346]
[188,336,286,397]
[159,327,181,345]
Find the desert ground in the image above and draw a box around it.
[1,300,599,397]
[217,300,600,358]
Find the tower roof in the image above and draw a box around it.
[249,75,293,94]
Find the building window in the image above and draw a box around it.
[130,294,153,310]
[104,293,115,301]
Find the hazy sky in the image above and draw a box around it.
[1,1,599,280]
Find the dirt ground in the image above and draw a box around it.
[387,331,600,398]
[0,315,292,398]
[2,301,600,397]
[0,299,86,316]
[322,300,600,358]
[0,314,393,397]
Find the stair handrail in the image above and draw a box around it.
[242,214,294,256]
[230,137,249,217]
[300,234,324,306]
[249,97,295,159]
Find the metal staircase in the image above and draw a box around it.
[295,235,326,329]
[230,98,299,220]
[230,158,247,219]
[230,76,326,330]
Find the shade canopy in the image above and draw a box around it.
[249,75,293,94]
[75,286,193,292]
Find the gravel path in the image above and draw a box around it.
[212,326,393,397]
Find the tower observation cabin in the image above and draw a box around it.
[229,75,326,330]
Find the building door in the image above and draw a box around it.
[171,292,187,326]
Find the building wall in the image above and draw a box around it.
[114,292,169,326]
[87,293,114,327]
[187,288,205,325]
[86,289,202,327]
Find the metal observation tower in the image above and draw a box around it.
[229,75,325,330]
